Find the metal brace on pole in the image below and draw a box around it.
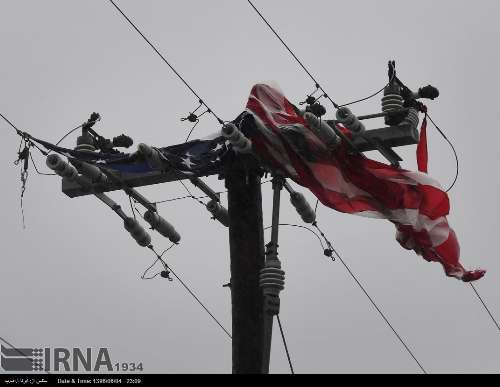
[260,175,286,374]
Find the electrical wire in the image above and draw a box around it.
[179,180,207,207]
[29,153,56,176]
[141,243,176,280]
[470,283,500,331]
[323,231,427,374]
[185,120,200,143]
[339,64,396,107]
[264,223,326,252]
[0,112,23,135]
[129,195,137,220]
[53,124,83,147]
[339,85,387,108]
[277,315,295,374]
[272,215,426,373]
[154,193,221,205]
[148,246,232,340]
[245,0,366,157]
[106,0,224,125]
[151,180,272,205]
[246,0,339,108]
[426,114,459,193]
[246,1,395,112]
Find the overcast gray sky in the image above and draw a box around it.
[1,0,499,374]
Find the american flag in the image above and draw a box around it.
[155,135,230,176]
[243,83,485,282]
[100,133,231,176]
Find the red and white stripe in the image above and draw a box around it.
[246,83,485,282]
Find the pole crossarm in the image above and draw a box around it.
[61,121,418,198]
[61,167,219,198]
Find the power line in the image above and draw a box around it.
[246,0,339,109]
[331,247,427,374]
[245,0,367,157]
[277,315,295,374]
[1,112,24,135]
[470,283,500,331]
[268,219,425,372]
[246,1,393,111]
[106,0,224,125]
[148,246,232,340]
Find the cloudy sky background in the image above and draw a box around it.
[1,0,499,373]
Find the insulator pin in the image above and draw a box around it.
[221,123,252,153]
[206,200,229,227]
[144,210,181,243]
[336,107,366,135]
[138,143,164,169]
[46,154,78,180]
[290,192,316,224]
[124,217,151,247]
[303,112,340,150]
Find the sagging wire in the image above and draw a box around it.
[154,193,222,205]
[151,145,211,208]
[151,180,273,206]
[264,223,330,260]
[147,245,232,340]
[426,113,459,193]
[338,61,397,108]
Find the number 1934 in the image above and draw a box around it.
[114,362,144,372]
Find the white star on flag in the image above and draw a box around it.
[182,157,196,169]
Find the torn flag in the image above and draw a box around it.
[243,83,485,282]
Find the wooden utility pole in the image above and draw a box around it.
[225,154,266,374]
[56,108,421,375]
